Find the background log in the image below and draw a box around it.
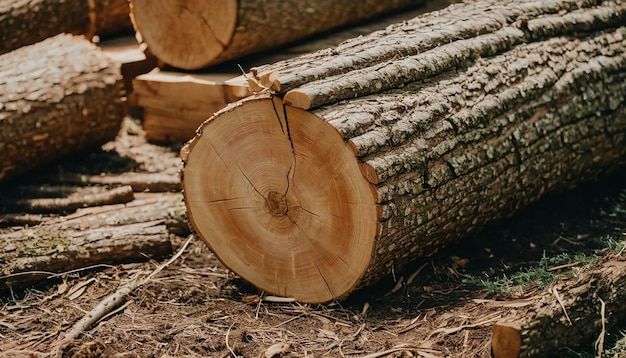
[0,0,133,55]
[0,34,124,182]
[132,69,249,143]
[491,256,626,358]
[0,193,186,288]
[129,3,454,143]
[129,0,428,70]
[181,0,626,303]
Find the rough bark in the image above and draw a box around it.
[0,193,186,288]
[491,256,626,357]
[43,172,182,193]
[0,0,133,55]
[181,0,626,304]
[250,0,626,109]
[0,34,124,182]
[129,0,428,70]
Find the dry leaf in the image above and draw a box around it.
[57,282,68,295]
[242,295,259,304]
[66,278,96,300]
[68,285,87,301]
[264,343,290,358]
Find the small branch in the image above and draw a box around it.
[53,235,194,353]
[595,297,606,358]
[51,172,181,192]
[551,287,572,326]
[10,185,134,213]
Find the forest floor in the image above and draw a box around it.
[1,117,625,358]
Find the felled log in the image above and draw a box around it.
[99,35,158,104]
[0,193,186,288]
[129,0,427,70]
[181,0,626,303]
[491,256,626,357]
[132,69,249,142]
[0,0,133,55]
[0,34,124,182]
[130,4,452,143]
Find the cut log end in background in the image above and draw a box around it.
[182,95,379,303]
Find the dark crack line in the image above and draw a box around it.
[316,264,334,298]
[271,97,298,196]
[236,163,264,199]
[271,97,285,134]
[207,140,264,200]
[180,5,227,48]
[293,205,320,218]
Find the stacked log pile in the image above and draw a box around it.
[129,0,428,70]
[182,0,626,303]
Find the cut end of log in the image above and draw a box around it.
[491,322,522,358]
[283,89,312,110]
[181,95,378,303]
[130,0,237,70]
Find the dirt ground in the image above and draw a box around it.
[1,117,625,357]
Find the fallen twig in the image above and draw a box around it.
[52,235,194,355]
[595,297,606,358]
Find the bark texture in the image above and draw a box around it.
[182,0,626,303]
[0,0,133,55]
[129,0,427,70]
[0,34,124,182]
[491,256,626,357]
[251,0,626,109]
[0,193,186,288]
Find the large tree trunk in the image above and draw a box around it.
[0,0,133,55]
[0,34,124,182]
[0,193,186,288]
[129,0,428,70]
[180,0,626,304]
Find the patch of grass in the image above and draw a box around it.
[465,251,599,294]
[463,189,626,294]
